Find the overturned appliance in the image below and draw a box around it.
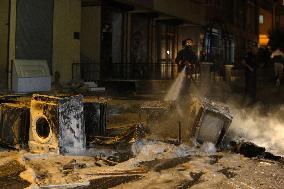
[139,101,175,121]
[0,94,109,154]
[192,98,233,146]
[84,98,107,140]
[0,102,30,149]
[29,94,85,154]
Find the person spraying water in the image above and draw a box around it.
[164,38,198,117]
[175,38,198,81]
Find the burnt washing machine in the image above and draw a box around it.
[29,94,86,154]
[84,100,107,139]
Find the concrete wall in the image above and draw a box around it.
[0,0,9,89]
[53,0,81,83]
[81,6,101,63]
[8,0,17,90]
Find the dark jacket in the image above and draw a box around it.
[175,47,197,71]
[243,51,258,73]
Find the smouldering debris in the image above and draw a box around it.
[89,123,147,147]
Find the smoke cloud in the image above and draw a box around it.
[228,105,284,156]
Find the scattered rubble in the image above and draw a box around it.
[0,160,30,189]
[176,172,204,189]
[139,156,191,172]
[64,80,89,94]
[209,154,223,165]
[77,175,143,189]
[230,140,284,162]
[0,93,283,188]
[63,159,87,171]
[89,123,147,147]
[218,167,237,179]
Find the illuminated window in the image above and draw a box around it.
[259,15,264,24]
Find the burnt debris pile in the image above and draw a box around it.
[0,94,148,156]
[229,140,284,162]
[0,93,282,164]
[0,94,108,154]
[139,98,233,147]
[88,123,147,147]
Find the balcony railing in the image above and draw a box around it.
[72,62,179,81]
[72,62,232,82]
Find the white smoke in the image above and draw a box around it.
[229,106,284,156]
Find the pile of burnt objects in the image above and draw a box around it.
[0,94,281,163]
[140,98,233,146]
[0,94,147,155]
[0,94,108,154]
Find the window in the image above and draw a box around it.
[156,22,177,64]
[101,8,124,64]
[259,15,264,24]
[130,14,151,63]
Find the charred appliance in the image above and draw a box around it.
[29,94,85,154]
[0,103,30,149]
[84,99,107,141]
[192,98,233,145]
[140,101,175,121]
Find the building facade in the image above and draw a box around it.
[199,0,259,66]
[78,0,206,81]
[0,0,263,90]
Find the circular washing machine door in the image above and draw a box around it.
[31,115,53,144]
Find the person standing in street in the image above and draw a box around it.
[175,38,198,80]
[241,46,258,105]
[270,47,284,87]
[174,38,198,108]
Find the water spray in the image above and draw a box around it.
[164,67,186,101]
